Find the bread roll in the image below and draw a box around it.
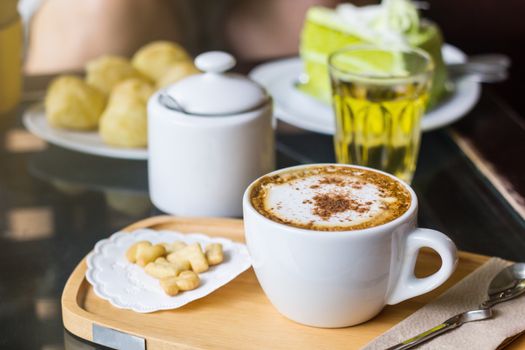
[45,75,106,130]
[132,41,190,81]
[99,78,154,147]
[86,55,148,95]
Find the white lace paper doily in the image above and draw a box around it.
[86,228,252,313]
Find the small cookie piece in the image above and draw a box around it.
[159,277,180,296]
[159,271,200,296]
[158,257,189,272]
[205,243,224,265]
[173,257,191,271]
[126,241,151,263]
[166,251,190,270]
[157,257,190,272]
[168,243,209,273]
[162,241,187,254]
[175,271,200,291]
[158,271,200,296]
[136,243,166,267]
[145,258,182,279]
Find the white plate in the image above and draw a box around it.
[250,44,481,134]
[86,228,252,313]
[22,103,148,160]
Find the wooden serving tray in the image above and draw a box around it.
[62,216,525,349]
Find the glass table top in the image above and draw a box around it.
[0,77,523,349]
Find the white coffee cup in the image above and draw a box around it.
[242,164,457,328]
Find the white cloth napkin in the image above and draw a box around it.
[363,258,525,350]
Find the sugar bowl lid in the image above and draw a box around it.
[163,51,268,115]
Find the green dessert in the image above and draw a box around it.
[299,0,447,107]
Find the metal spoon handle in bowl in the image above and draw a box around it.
[462,54,511,68]
[447,54,511,83]
[385,309,492,350]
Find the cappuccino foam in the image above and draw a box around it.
[250,166,411,231]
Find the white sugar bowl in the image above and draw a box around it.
[148,51,275,217]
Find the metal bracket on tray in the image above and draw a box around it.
[93,324,146,350]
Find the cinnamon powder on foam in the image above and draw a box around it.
[250,166,411,231]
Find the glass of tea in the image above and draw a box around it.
[0,0,22,114]
[328,45,434,183]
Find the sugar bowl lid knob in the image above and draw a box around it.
[195,51,236,73]
[163,51,268,115]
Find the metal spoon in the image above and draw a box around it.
[481,263,525,308]
[447,54,511,83]
[159,92,187,114]
[386,263,525,350]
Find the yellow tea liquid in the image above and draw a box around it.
[0,1,22,114]
[332,80,428,183]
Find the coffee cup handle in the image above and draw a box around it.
[386,228,458,305]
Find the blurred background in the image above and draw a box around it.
[17,0,525,117]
